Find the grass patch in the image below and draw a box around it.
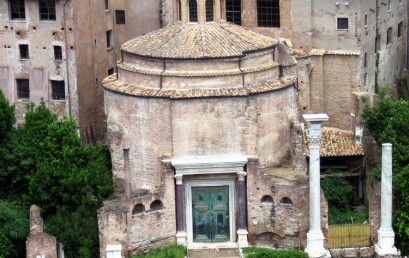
[130,244,186,258]
[328,208,368,225]
[243,247,308,258]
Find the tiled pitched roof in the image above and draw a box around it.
[304,127,364,157]
[121,22,278,59]
[103,75,296,99]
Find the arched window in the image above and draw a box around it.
[261,195,274,203]
[257,0,280,27]
[226,0,241,25]
[189,0,198,23]
[280,197,293,205]
[205,0,214,22]
[132,204,145,214]
[150,200,164,211]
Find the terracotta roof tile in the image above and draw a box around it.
[103,75,296,99]
[304,127,364,157]
[121,22,278,59]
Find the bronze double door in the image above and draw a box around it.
[192,186,230,242]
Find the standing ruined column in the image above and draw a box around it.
[375,143,400,256]
[237,171,249,247]
[303,114,330,258]
[175,174,187,245]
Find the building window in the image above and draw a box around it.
[364,73,368,86]
[226,0,241,25]
[19,44,29,59]
[39,0,56,21]
[364,14,368,27]
[257,0,280,27]
[337,18,349,30]
[16,79,29,99]
[51,80,65,100]
[205,0,214,22]
[177,0,182,21]
[107,67,115,75]
[9,0,25,20]
[189,0,198,23]
[115,10,125,24]
[105,0,109,10]
[364,52,367,68]
[398,22,403,38]
[106,30,113,48]
[54,46,62,60]
[387,27,392,45]
[387,0,391,11]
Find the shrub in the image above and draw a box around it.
[131,245,186,258]
[243,247,308,258]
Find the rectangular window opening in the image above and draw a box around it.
[10,0,26,20]
[398,22,403,38]
[226,0,241,25]
[387,27,392,45]
[105,0,109,10]
[108,67,115,75]
[16,79,29,99]
[39,0,56,21]
[54,45,62,60]
[115,10,125,24]
[19,44,29,59]
[257,0,280,27]
[106,30,113,48]
[337,18,349,30]
[51,80,65,100]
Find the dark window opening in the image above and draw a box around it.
[39,0,56,21]
[280,197,293,204]
[189,0,198,23]
[364,52,367,67]
[132,204,145,214]
[150,200,164,211]
[51,80,65,100]
[54,45,62,60]
[205,0,214,22]
[108,67,115,75]
[257,0,280,27]
[105,0,109,10]
[178,0,182,21]
[261,195,274,203]
[226,0,241,25]
[106,30,113,48]
[387,27,392,45]
[398,22,403,38]
[364,14,368,26]
[115,10,125,24]
[10,0,25,20]
[337,18,349,30]
[19,44,29,59]
[16,79,29,99]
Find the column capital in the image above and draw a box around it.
[174,174,183,185]
[237,171,247,181]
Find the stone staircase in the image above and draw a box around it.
[188,248,240,258]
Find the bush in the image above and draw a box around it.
[131,244,186,258]
[243,247,308,258]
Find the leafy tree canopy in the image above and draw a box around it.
[363,88,409,254]
[0,90,14,141]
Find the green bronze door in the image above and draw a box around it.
[192,186,230,242]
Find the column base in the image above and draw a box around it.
[305,231,331,258]
[237,229,249,248]
[375,229,400,256]
[176,231,187,245]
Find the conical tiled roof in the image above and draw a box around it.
[121,22,278,59]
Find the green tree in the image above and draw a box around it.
[0,90,14,141]
[363,88,409,254]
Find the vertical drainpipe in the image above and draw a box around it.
[63,0,72,116]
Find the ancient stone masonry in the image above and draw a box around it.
[26,205,58,258]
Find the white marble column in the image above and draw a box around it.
[375,143,400,256]
[303,114,330,258]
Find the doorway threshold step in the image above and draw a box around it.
[188,243,240,258]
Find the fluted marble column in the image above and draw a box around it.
[303,114,330,258]
[175,174,187,245]
[375,143,400,256]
